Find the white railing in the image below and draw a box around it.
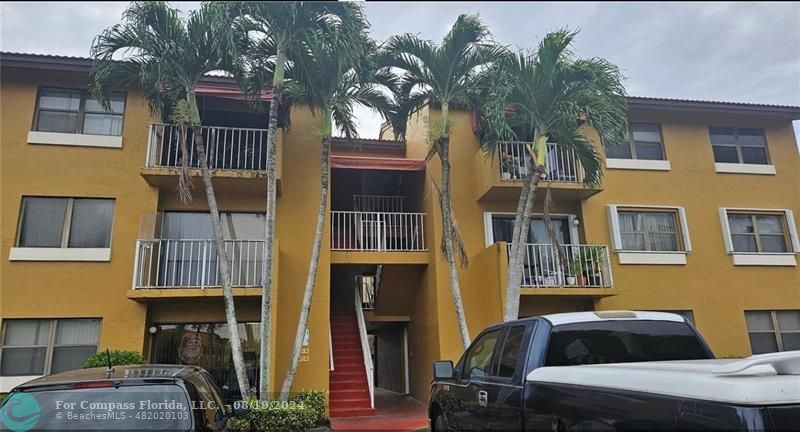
[507,243,612,288]
[146,123,268,171]
[134,239,264,288]
[354,288,375,408]
[331,211,426,251]
[499,142,585,183]
[353,195,406,213]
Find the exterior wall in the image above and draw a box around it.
[402,104,800,401]
[584,111,800,357]
[0,69,156,379]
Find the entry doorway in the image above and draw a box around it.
[370,322,410,395]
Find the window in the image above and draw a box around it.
[745,311,800,354]
[496,326,526,379]
[710,127,769,165]
[489,214,572,245]
[618,210,681,251]
[461,329,501,380]
[0,319,100,376]
[34,88,125,136]
[605,123,665,160]
[17,197,114,248]
[726,212,790,253]
[544,320,711,366]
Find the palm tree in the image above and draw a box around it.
[277,29,395,400]
[381,15,503,349]
[90,2,253,398]
[223,2,366,401]
[479,29,628,321]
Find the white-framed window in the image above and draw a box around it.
[34,88,125,136]
[605,123,666,161]
[745,310,800,354]
[16,197,115,248]
[0,319,101,376]
[710,127,769,165]
[719,208,799,266]
[607,205,691,265]
[10,197,115,261]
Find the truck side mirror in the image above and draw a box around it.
[433,360,454,380]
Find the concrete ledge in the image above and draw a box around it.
[9,247,111,262]
[330,251,429,265]
[606,158,671,171]
[618,252,687,265]
[127,287,263,301]
[520,287,617,297]
[28,131,122,148]
[731,254,796,266]
[714,163,776,175]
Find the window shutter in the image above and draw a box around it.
[677,207,692,252]
[607,205,622,251]
[719,208,733,253]
[785,209,800,253]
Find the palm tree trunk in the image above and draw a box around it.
[278,128,331,401]
[188,94,252,398]
[504,134,546,321]
[438,102,470,349]
[259,47,286,402]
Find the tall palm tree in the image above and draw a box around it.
[90,2,253,398]
[223,2,366,400]
[277,29,395,400]
[381,15,503,349]
[479,29,628,321]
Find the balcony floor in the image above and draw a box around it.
[127,287,262,302]
[140,167,276,196]
[330,251,428,265]
[478,181,601,201]
[520,287,617,297]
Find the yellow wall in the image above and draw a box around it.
[402,104,800,400]
[0,69,155,355]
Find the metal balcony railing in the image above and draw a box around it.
[499,141,585,183]
[134,239,264,289]
[507,243,612,288]
[146,123,268,171]
[331,211,426,251]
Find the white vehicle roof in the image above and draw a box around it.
[526,351,800,406]
[541,311,685,326]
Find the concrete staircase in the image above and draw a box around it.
[329,314,375,418]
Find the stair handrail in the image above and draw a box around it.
[354,288,375,408]
[329,326,334,371]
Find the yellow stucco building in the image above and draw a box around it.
[1,53,799,410]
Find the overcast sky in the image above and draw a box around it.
[2,1,798,140]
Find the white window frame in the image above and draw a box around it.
[719,208,798,266]
[483,212,579,247]
[607,205,691,265]
[0,319,101,388]
[9,197,115,262]
[745,310,800,353]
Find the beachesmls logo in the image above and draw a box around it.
[1,393,40,432]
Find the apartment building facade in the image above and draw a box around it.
[1,52,799,412]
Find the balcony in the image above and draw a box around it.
[330,210,428,264]
[129,239,270,300]
[140,123,281,195]
[474,141,602,201]
[509,243,613,290]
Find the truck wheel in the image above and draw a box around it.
[432,412,447,432]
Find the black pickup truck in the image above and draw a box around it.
[430,311,800,431]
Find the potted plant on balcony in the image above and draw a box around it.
[500,152,515,180]
[568,259,584,286]
[582,246,607,286]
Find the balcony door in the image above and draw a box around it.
[159,212,265,287]
[490,215,574,286]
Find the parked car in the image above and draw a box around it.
[431,311,800,430]
[0,364,249,431]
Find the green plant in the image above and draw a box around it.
[83,350,145,368]
[568,258,583,276]
[290,390,326,423]
[227,391,325,432]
